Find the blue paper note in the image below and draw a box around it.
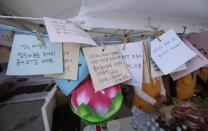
[6,34,63,75]
[55,51,89,95]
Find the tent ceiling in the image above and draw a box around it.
[0,0,208,37]
[78,0,208,32]
[0,0,81,19]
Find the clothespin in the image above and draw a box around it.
[101,41,105,52]
[122,34,129,50]
[153,26,162,42]
[101,35,108,51]
[129,34,135,42]
[6,31,15,41]
[140,34,145,40]
[144,24,162,42]
[35,31,45,47]
[182,25,187,35]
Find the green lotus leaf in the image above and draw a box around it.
[104,93,123,118]
[70,92,123,125]
[77,103,92,117]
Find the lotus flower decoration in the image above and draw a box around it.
[70,77,123,124]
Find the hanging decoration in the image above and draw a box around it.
[70,77,123,125]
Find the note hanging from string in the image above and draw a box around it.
[151,29,196,75]
[6,34,63,75]
[46,43,80,80]
[186,31,208,59]
[83,45,131,92]
[118,41,143,87]
[44,17,97,46]
[143,39,187,78]
[170,38,208,80]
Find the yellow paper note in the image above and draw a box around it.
[143,40,151,83]
[0,46,10,62]
[47,43,80,80]
[83,45,131,92]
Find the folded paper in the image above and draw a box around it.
[6,34,63,75]
[142,40,151,83]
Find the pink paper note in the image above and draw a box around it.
[170,38,208,80]
[186,32,208,59]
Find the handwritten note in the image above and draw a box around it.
[171,38,208,80]
[46,43,80,80]
[44,17,96,46]
[118,42,143,87]
[151,29,196,74]
[143,39,187,78]
[83,45,131,92]
[6,34,63,75]
[0,30,13,47]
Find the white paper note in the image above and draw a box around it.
[144,38,187,78]
[151,60,187,78]
[118,42,143,87]
[44,17,97,46]
[171,38,208,80]
[6,34,63,75]
[151,29,196,74]
[46,43,80,80]
[83,45,131,92]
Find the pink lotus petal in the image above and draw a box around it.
[76,78,95,106]
[89,92,112,116]
[71,91,78,110]
[100,90,105,94]
[104,85,121,99]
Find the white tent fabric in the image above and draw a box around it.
[0,0,208,33]
[78,0,208,32]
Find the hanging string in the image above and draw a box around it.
[0,15,44,21]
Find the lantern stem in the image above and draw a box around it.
[96,125,101,131]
